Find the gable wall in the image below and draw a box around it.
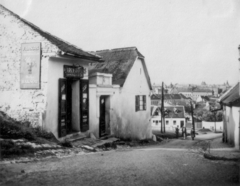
[225,106,240,149]
[0,6,58,126]
[110,58,152,139]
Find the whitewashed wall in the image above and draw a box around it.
[45,57,89,137]
[110,58,152,139]
[0,6,58,126]
[202,121,223,131]
[225,106,239,150]
[89,58,152,140]
[151,117,185,131]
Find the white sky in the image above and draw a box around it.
[1,0,240,85]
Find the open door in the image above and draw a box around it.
[58,79,67,138]
[99,96,106,137]
[80,79,89,132]
[58,79,72,138]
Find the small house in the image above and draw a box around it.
[88,47,152,140]
[151,105,185,131]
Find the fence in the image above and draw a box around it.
[186,122,202,129]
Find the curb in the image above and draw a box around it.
[203,153,240,162]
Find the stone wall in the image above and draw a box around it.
[0,6,58,127]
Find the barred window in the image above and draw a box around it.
[135,95,146,111]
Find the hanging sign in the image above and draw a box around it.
[64,65,84,79]
[20,43,41,89]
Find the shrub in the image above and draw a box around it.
[0,118,36,141]
[0,140,34,158]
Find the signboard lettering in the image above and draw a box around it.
[20,43,41,89]
[64,65,84,79]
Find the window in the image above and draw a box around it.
[166,120,169,125]
[173,120,176,125]
[136,95,146,111]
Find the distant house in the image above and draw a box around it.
[151,105,185,131]
[178,87,213,101]
[88,47,152,140]
[151,93,190,106]
[219,82,240,150]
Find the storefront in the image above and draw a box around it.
[0,5,103,139]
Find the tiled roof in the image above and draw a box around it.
[219,83,240,107]
[164,106,185,118]
[151,105,185,118]
[151,94,188,100]
[0,5,103,62]
[89,47,152,89]
[177,87,212,93]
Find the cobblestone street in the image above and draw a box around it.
[0,133,239,186]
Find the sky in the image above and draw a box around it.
[1,0,240,85]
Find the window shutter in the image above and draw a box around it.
[143,95,146,110]
[135,95,139,111]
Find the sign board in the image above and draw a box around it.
[64,65,84,79]
[20,43,41,89]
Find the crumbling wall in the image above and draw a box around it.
[0,6,58,127]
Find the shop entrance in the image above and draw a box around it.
[58,79,89,138]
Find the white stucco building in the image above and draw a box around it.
[151,105,185,131]
[0,5,102,139]
[219,82,240,150]
[88,47,153,140]
[178,87,213,101]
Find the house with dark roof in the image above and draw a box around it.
[88,47,152,139]
[219,82,240,150]
[177,87,213,101]
[151,93,190,106]
[0,5,102,139]
[151,105,185,131]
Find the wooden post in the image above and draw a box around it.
[191,101,195,137]
[161,82,165,133]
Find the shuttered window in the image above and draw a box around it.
[135,95,146,112]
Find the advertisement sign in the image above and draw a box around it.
[20,43,41,89]
[64,65,84,79]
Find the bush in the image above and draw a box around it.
[0,118,36,141]
[0,112,56,141]
[31,126,55,140]
[0,140,34,158]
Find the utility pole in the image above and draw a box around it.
[191,101,195,137]
[214,111,216,133]
[161,82,165,133]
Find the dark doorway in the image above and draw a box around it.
[80,79,89,132]
[58,78,89,138]
[99,96,107,137]
[58,79,73,137]
[180,121,184,128]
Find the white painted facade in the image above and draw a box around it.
[179,91,212,101]
[150,105,186,132]
[0,6,98,139]
[202,121,223,131]
[89,58,152,140]
[151,117,185,131]
[223,106,240,150]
